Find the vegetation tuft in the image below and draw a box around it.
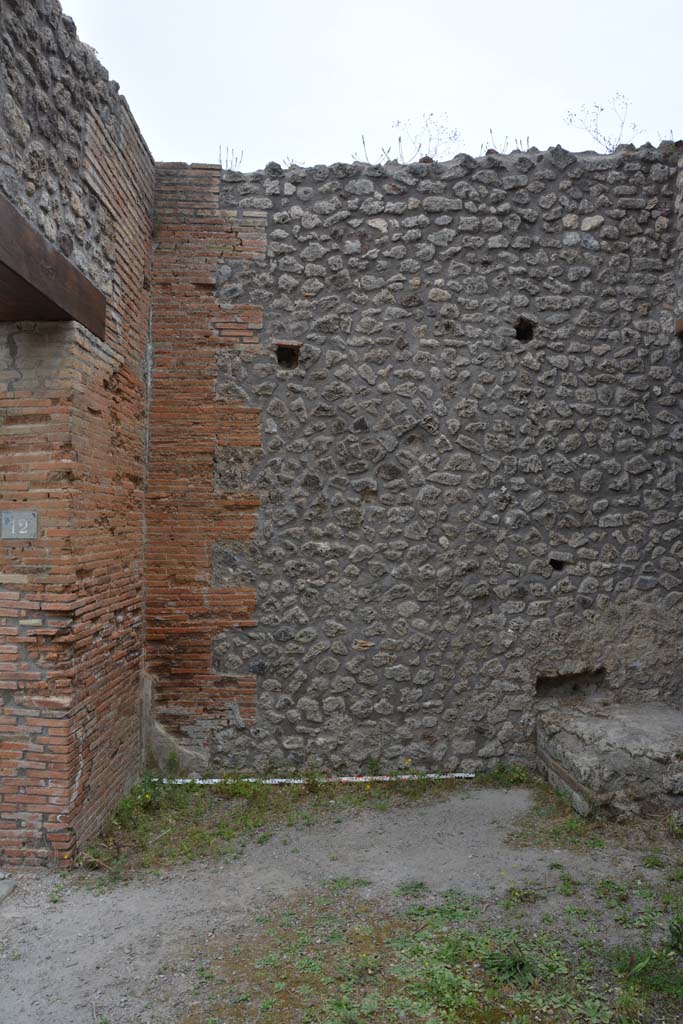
[76,772,470,881]
[174,880,683,1024]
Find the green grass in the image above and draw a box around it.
[66,765,683,1024]
[668,914,683,953]
[75,772,472,881]
[77,765,548,884]
[506,780,615,852]
[326,877,371,892]
[481,942,548,987]
[478,762,531,787]
[557,869,580,897]
[76,766,679,883]
[393,880,429,898]
[48,883,65,904]
[503,885,542,908]
[612,946,683,999]
[174,883,683,1024]
[402,887,479,924]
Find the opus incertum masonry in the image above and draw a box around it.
[1,0,683,862]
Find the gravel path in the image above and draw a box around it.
[0,787,650,1024]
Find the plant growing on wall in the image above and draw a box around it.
[219,145,244,171]
[479,130,532,155]
[351,111,460,163]
[565,93,643,152]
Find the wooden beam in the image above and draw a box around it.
[0,193,106,340]
[0,259,71,322]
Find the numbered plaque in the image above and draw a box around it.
[1,511,38,540]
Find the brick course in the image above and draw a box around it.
[2,0,683,862]
[0,0,154,864]
[146,165,264,751]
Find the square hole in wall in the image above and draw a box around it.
[536,667,606,701]
[514,316,535,342]
[275,342,301,368]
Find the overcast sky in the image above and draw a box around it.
[62,0,681,171]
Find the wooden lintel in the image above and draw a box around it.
[0,193,106,340]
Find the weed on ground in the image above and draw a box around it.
[75,772,472,882]
[167,872,683,1024]
[98,767,680,1024]
[75,767,680,886]
[9,768,683,1024]
[502,776,680,858]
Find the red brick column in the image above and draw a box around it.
[0,324,78,862]
[0,111,153,865]
[146,165,264,749]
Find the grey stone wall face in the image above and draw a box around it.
[210,144,683,773]
[2,4,683,779]
[0,0,151,294]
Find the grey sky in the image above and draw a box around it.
[63,0,681,170]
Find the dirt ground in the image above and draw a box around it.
[0,784,681,1024]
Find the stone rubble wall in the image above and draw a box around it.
[0,0,154,863]
[2,0,683,862]
[0,0,131,292]
[149,144,683,773]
